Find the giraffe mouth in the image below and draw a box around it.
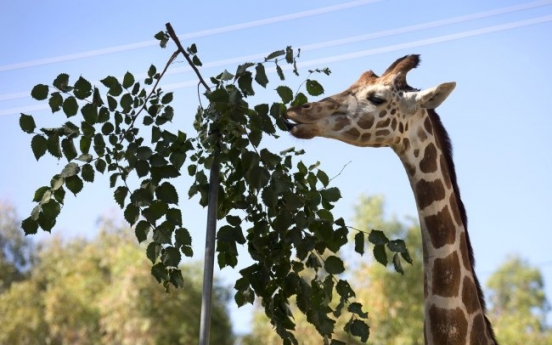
[282,116,298,131]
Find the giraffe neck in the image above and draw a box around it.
[393,110,497,345]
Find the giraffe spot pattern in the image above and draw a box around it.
[391,118,397,130]
[449,194,462,226]
[459,233,471,271]
[413,149,420,158]
[420,143,438,173]
[390,108,397,115]
[360,133,372,141]
[432,252,461,297]
[470,313,491,345]
[417,127,428,142]
[379,110,387,118]
[376,118,391,128]
[424,206,456,249]
[398,122,404,133]
[344,127,361,139]
[462,276,481,314]
[414,178,446,209]
[424,117,433,134]
[376,129,391,137]
[332,117,351,131]
[429,305,468,345]
[357,115,375,129]
[440,155,452,189]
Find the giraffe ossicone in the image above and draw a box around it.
[284,55,498,345]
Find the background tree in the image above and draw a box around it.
[0,201,34,293]
[243,194,424,345]
[351,195,424,345]
[486,255,552,345]
[0,209,233,345]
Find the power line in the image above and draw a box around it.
[1,0,551,103]
[1,13,551,117]
[0,0,385,73]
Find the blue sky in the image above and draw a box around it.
[1,0,552,336]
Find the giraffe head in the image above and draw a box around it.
[284,55,456,150]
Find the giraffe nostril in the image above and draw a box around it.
[301,103,312,109]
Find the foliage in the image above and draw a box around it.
[0,202,34,293]
[350,195,423,345]
[243,195,423,345]
[486,255,552,344]
[0,216,233,345]
[18,25,412,343]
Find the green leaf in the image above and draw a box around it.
[53,73,70,91]
[348,319,369,343]
[142,200,168,223]
[80,135,92,154]
[49,92,63,112]
[354,232,365,255]
[169,269,185,288]
[166,208,182,226]
[255,64,268,88]
[73,76,92,99]
[155,182,179,204]
[237,72,254,96]
[147,64,157,78]
[101,122,114,135]
[161,246,181,267]
[31,135,47,160]
[276,64,285,81]
[316,170,329,187]
[114,186,128,208]
[187,43,197,54]
[146,242,162,263]
[348,302,368,318]
[291,92,308,106]
[65,175,83,195]
[19,114,36,133]
[161,92,173,104]
[192,55,202,66]
[368,229,389,246]
[320,187,341,203]
[21,217,38,235]
[122,72,135,89]
[81,163,94,182]
[31,84,49,100]
[47,134,62,158]
[151,262,167,284]
[101,76,123,96]
[265,50,285,60]
[276,86,293,104]
[393,253,404,274]
[33,186,50,202]
[373,244,388,266]
[135,220,150,243]
[81,103,98,124]
[324,256,345,274]
[95,158,106,173]
[61,138,77,161]
[124,203,140,225]
[61,162,79,177]
[62,96,78,117]
[136,146,153,160]
[175,227,192,247]
[50,175,64,191]
[306,79,325,96]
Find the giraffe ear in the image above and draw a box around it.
[416,82,456,109]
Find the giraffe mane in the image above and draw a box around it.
[426,109,499,344]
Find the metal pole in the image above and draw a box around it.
[198,147,220,345]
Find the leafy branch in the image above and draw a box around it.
[19,24,411,344]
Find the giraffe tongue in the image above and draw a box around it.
[282,117,298,131]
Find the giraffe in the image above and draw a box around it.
[283,55,497,345]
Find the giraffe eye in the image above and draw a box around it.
[368,95,386,105]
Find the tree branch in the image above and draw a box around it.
[165,22,212,92]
